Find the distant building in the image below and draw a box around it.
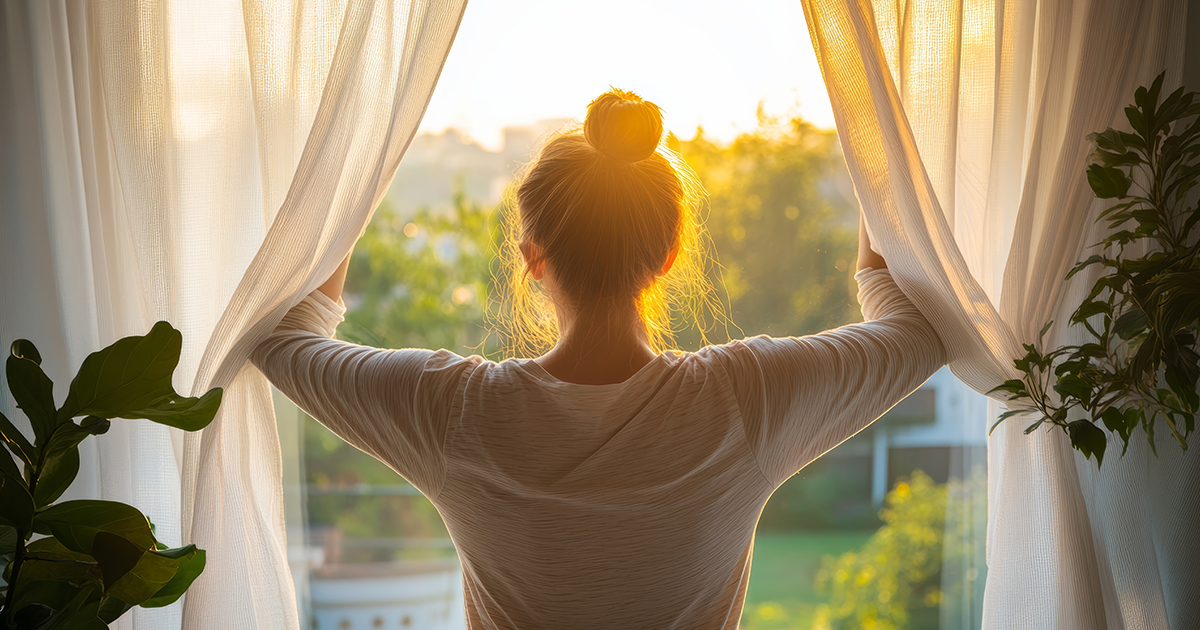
[384,120,569,218]
[828,366,989,506]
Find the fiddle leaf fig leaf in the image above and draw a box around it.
[2,323,213,626]
[0,452,33,531]
[7,341,58,446]
[136,389,223,432]
[97,595,134,624]
[10,339,43,365]
[31,417,111,507]
[33,447,79,508]
[33,500,156,556]
[32,584,107,630]
[58,321,221,432]
[0,409,35,468]
[19,537,102,587]
[108,544,201,606]
[91,531,146,593]
[139,547,205,608]
[0,523,17,556]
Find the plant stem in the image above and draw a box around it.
[2,534,26,629]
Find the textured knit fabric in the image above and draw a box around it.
[251,268,946,629]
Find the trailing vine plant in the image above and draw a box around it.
[1,322,221,629]
[991,73,1200,466]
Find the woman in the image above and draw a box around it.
[252,89,946,629]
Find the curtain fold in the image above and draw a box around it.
[0,1,466,628]
[800,0,1199,628]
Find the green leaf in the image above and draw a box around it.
[1100,407,1136,455]
[10,339,43,365]
[1113,307,1148,340]
[32,418,110,507]
[1071,300,1112,324]
[4,579,82,617]
[0,454,34,531]
[58,321,221,432]
[1087,164,1132,199]
[90,531,145,592]
[7,345,58,446]
[1090,148,1141,167]
[105,543,198,606]
[33,447,79,508]
[989,409,1029,434]
[0,523,16,556]
[1068,420,1108,466]
[32,500,155,556]
[135,546,205,608]
[0,409,35,468]
[136,389,223,431]
[987,379,1028,397]
[1126,105,1147,137]
[1089,128,1129,154]
[19,537,102,587]
[96,595,134,624]
[1053,374,1092,407]
[32,584,107,630]
[13,603,54,628]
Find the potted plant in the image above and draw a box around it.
[993,73,1199,465]
[1,322,221,628]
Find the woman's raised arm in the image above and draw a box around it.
[253,254,478,499]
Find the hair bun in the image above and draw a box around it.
[584,88,664,162]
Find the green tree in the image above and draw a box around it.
[674,113,860,345]
[814,470,986,630]
[341,189,501,356]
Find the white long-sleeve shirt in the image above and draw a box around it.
[251,268,946,629]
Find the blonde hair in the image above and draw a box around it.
[491,88,726,358]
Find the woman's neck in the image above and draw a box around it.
[534,300,658,385]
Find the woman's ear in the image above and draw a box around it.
[520,241,546,281]
[659,243,680,276]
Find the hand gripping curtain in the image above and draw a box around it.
[799,0,1199,628]
[0,1,467,628]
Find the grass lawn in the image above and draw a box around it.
[740,531,875,630]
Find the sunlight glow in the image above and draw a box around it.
[418,0,834,149]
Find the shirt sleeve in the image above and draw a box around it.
[706,268,948,487]
[249,290,477,498]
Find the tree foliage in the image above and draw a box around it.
[992,73,1200,465]
[674,114,861,345]
[341,189,502,356]
[815,470,984,630]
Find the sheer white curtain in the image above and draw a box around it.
[0,1,466,628]
[800,0,1199,628]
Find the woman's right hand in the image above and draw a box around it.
[317,249,354,302]
[857,215,888,271]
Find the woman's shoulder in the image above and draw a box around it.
[693,335,777,361]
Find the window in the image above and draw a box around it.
[276,4,988,628]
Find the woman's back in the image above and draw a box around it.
[251,268,945,629]
[441,352,767,628]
